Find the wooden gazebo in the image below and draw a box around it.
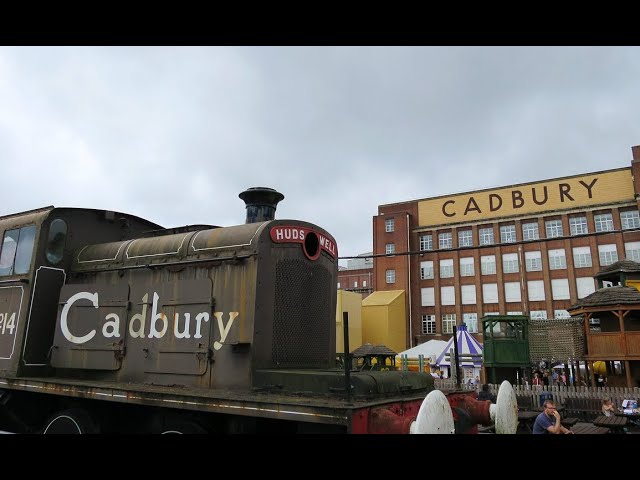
[350,343,398,371]
[567,277,640,388]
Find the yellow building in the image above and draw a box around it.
[336,290,363,353]
[361,290,406,354]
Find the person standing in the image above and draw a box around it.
[533,400,573,434]
[532,373,542,389]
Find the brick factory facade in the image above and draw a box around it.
[338,253,374,297]
[373,145,640,349]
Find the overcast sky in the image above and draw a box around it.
[1,46,639,266]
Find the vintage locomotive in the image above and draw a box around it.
[0,188,516,433]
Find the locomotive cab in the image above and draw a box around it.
[0,206,163,378]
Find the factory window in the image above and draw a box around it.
[482,283,498,304]
[385,269,396,283]
[420,261,434,280]
[441,286,455,305]
[598,244,618,266]
[459,257,474,276]
[422,315,436,334]
[362,280,367,288]
[527,280,545,301]
[529,310,548,321]
[525,251,542,272]
[479,227,494,245]
[463,313,478,333]
[442,314,456,334]
[621,210,640,230]
[545,219,563,238]
[551,278,570,300]
[625,241,640,262]
[353,281,358,288]
[522,222,539,241]
[421,287,435,306]
[502,253,519,273]
[569,216,588,236]
[594,213,613,232]
[461,285,476,305]
[576,277,596,299]
[458,229,472,247]
[572,246,592,268]
[548,249,567,270]
[500,224,516,243]
[481,255,496,275]
[385,218,395,232]
[420,234,433,251]
[504,282,521,303]
[439,259,454,278]
[385,243,395,255]
[439,232,452,249]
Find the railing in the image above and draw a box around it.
[434,378,478,391]
[507,384,640,410]
[432,382,640,408]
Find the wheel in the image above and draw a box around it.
[152,414,209,434]
[42,408,100,434]
[158,420,209,434]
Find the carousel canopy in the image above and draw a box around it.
[397,340,448,363]
[435,324,483,367]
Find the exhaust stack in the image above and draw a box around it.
[239,187,284,224]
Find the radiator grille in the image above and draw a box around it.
[272,259,331,367]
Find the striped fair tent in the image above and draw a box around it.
[435,324,483,380]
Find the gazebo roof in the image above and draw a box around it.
[350,343,397,357]
[594,260,640,278]
[568,285,640,311]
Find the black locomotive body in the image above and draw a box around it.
[0,189,434,433]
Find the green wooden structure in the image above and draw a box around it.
[482,315,531,385]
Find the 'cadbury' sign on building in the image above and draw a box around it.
[417,168,635,227]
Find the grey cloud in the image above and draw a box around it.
[1,46,640,266]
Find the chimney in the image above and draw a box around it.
[238,187,284,224]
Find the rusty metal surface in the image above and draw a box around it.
[51,284,130,370]
[47,219,338,394]
[0,375,431,426]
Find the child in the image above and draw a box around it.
[602,398,615,417]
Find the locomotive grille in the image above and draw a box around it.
[272,259,332,367]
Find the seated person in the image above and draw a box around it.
[602,398,615,417]
[477,383,496,403]
[533,400,573,434]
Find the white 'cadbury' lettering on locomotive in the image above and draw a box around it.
[60,291,237,350]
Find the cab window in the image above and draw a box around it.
[0,225,37,276]
[46,219,67,265]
